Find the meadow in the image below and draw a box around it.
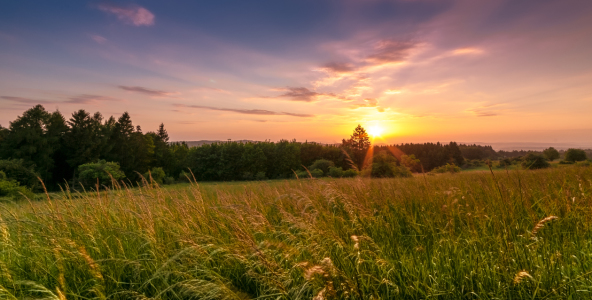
[1,165,592,299]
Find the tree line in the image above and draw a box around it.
[0,105,511,194]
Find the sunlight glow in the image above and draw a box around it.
[367,125,384,138]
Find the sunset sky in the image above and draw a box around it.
[1,0,592,146]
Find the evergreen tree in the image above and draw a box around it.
[0,105,67,184]
[343,125,371,170]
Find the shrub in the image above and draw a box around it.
[497,158,512,168]
[310,169,324,178]
[400,155,422,172]
[575,161,591,167]
[0,159,39,190]
[432,163,461,174]
[0,177,35,201]
[543,147,560,161]
[565,148,587,162]
[255,172,267,181]
[143,167,166,185]
[178,170,192,182]
[521,153,550,170]
[163,177,175,185]
[328,166,344,178]
[363,151,412,178]
[309,159,335,175]
[342,169,359,178]
[77,160,125,188]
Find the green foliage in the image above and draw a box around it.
[400,154,422,172]
[342,125,371,170]
[565,148,587,162]
[309,159,335,174]
[3,166,592,298]
[521,153,551,169]
[0,173,34,200]
[362,151,412,178]
[497,158,512,168]
[77,160,125,188]
[0,159,39,190]
[542,147,560,161]
[310,169,324,178]
[328,166,344,178]
[432,163,461,173]
[144,167,166,185]
[254,171,267,180]
[342,168,359,177]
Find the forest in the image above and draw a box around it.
[0,105,588,195]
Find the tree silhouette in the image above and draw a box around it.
[342,124,371,170]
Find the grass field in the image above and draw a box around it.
[1,166,592,299]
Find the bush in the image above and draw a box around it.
[143,167,166,185]
[163,176,175,185]
[0,177,35,201]
[310,169,324,178]
[575,161,591,167]
[432,163,461,174]
[342,169,358,178]
[363,151,412,178]
[309,159,335,175]
[558,160,573,165]
[521,153,550,170]
[255,171,267,181]
[178,170,192,182]
[328,166,344,178]
[400,155,422,172]
[77,160,125,188]
[497,158,512,168]
[543,147,560,161]
[565,148,587,162]
[0,159,39,190]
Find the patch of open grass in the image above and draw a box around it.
[0,165,591,299]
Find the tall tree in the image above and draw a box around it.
[0,105,67,184]
[342,125,371,170]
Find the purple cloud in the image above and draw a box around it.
[174,104,314,117]
[366,40,416,65]
[276,87,324,102]
[97,3,155,26]
[119,86,173,97]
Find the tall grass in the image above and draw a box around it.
[0,166,591,299]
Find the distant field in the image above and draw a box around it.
[1,166,592,299]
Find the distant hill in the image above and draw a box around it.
[173,140,256,147]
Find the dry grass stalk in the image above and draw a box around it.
[513,270,533,284]
[532,216,559,236]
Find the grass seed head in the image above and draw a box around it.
[513,270,533,284]
[532,215,559,236]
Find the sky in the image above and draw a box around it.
[1,0,592,146]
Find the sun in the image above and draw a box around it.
[367,125,384,138]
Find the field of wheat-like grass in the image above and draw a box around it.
[0,166,591,299]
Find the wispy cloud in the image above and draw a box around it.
[67,94,118,104]
[2,95,119,105]
[275,87,324,102]
[97,3,155,26]
[1,96,46,105]
[119,86,174,97]
[322,62,356,74]
[174,104,314,117]
[366,40,416,65]
[90,35,107,44]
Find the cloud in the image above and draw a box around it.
[175,104,313,117]
[276,87,324,102]
[2,95,119,105]
[350,98,380,108]
[366,40,416,65]
[119,86,173,97]
[91,35,107,44]
[1,96,46,104]
[67,94,118,104]
[322,62,356,74]
[97,3,155,26]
